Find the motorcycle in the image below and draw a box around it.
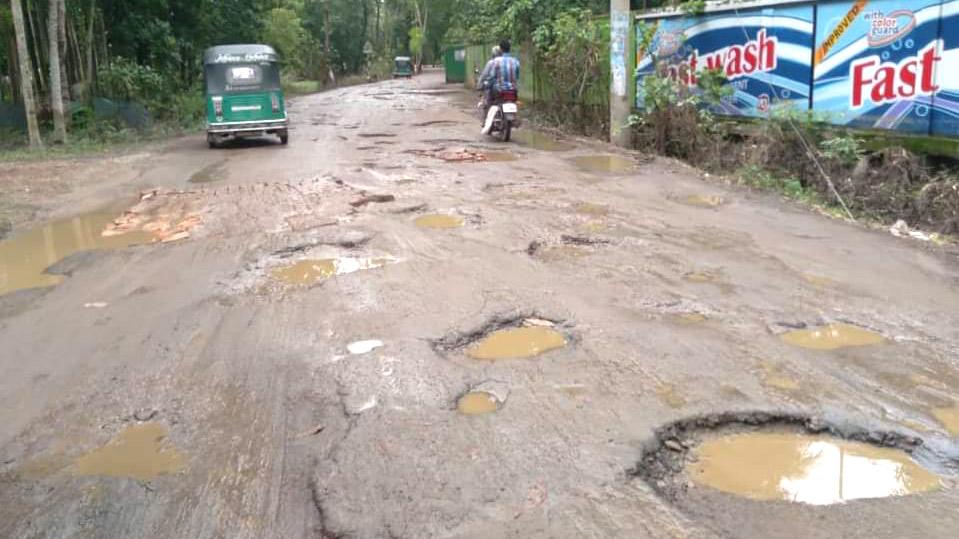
[474,67,520,142]
[481,90,520,142]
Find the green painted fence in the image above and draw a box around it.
[464,43,610,110]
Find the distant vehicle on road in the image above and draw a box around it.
[203,44,289,148]
[393,57,414,79]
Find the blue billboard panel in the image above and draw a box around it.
[635,5,815,117]
[813,0,944,135]
[932,0,959,137]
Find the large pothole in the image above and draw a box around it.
[433,312,573,361]
[635,412,954,503]
[634,413,959,537]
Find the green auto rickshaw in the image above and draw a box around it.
[203,44,289,148]
[393,56,414,79]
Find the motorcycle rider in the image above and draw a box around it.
[478,45,501,121]
[480,40,521,134]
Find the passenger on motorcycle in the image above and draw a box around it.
[479,40,520,133]
[478,45,502,116]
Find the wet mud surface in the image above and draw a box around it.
[2,71,959,539]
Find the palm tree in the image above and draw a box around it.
[10,0,43,148]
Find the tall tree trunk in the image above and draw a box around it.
[26,0,46,94]
[374,0,381,48]
[324,0,334,85]
[48,0,67,142]
[11,0,44,148]
[7,34,21,103]
[84,0,94,104]
[58,0,69,100]
[68,15,83,93]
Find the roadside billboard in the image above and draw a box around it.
[634,0,959,138]
[932,0,959,137]
[636,3,815,116]
[812,0,948,135]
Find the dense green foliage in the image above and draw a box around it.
[0,0,466,147]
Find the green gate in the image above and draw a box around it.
[444,45,466,84]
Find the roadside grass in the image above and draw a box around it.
[0,122,203,162]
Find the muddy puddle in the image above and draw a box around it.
[0,210,155,296]
[457,391,500,415]
[570,155,635,174]
[188,162,226,184]
[781,323,886,351]
[572,202,610,216]
[802,274,836,288]
[484,152,518,162]
[271,256,398,285]
[673,313,707,325]
[932,406,959,436]
[680,195,725,208]
[513,130,575,151]
[413,214,464,229]
[684,271,718,284]
[690,432,941,505]
[467,327,567,360]
[73,423,185,480]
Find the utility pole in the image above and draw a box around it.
[609,0,631,147]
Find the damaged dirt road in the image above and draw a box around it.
[2,70,959,538]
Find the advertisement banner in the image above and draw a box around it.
[932,0,959,137]
[812,0,946,135]
[635,5,815,117]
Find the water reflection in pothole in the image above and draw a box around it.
[467,327,567,360]
[781,323,885,351]
[271,256,398,285]
[690,433,941,505]
[414,214,464,229]
[570,155,634,173]
[457,391,500,415]
[73,423,185,480]
[0,211,155,296]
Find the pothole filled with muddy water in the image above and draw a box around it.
[570,155,635,174]
[434,314,571,361]
[691,433,940,504]
[780,323,886,351]
[271,256,398,286]
[413,214,465,229]
[636,413,950,510]
[457,391,500,415]
[467,326,566,360]
[73,422,185,480]
[0,210,155,296]
[680,195,726,208]
[513,130,575,151]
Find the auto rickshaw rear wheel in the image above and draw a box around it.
[279,130,289,145]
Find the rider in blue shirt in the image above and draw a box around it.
[491,40,520,93]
